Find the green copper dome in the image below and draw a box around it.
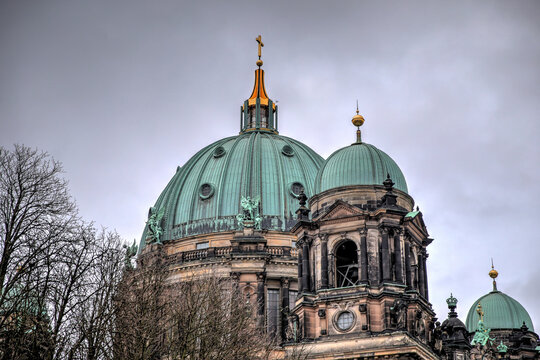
[315,142,408,194]
[465,291,534,332]
[140,132,323,247]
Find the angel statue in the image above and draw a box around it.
[147,207,165,244]
[123,239,138,270]
[237,196,262,229]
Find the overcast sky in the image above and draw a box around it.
[1,0,539,329]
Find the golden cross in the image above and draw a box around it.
[256,35,264,59]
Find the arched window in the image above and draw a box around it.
[336,240,359,287]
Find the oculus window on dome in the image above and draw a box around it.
[199,183,215,200]
[213,146,226,158]
[282,145,294,157]
[289,182,305,198]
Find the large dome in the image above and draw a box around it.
[315,142,408,194]
[140,131,323,247]
[465,290,534,331]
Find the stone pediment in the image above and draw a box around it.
[316,200,362,222]
[405,211,429,237]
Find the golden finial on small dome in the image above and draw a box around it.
[352,100,365,127]
[489,258,499,291]
[352,100,364,144]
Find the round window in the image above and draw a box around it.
[199,183,215,200]
[289,182,305,198]
[213,146,226,158]
[281,145,294,157]
[336,311,355,331]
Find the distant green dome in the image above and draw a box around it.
[466,290,534,331]
[140,132,323,247]
[315,142,408,194]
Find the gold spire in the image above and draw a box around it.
[256,35,264,67]
[489,258,499,291]
[247,35,274,109]
[352,100,365,143]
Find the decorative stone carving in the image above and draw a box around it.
[390,298,408,330]
[318,309,326,318]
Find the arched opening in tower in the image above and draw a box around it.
[336,241,359,287]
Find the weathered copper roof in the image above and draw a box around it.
[315,142,408,194]
[140,132,323,248]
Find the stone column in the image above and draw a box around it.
[394,229,403,283]
[381,228,392,282]
[297,250,303,292]
[404,241,412,288]
[359,228,369,283]
[418,252,426,297]
[302,237,311,293]
[281,278,290,340]
[257,272,265,322]
[320,234,329,289]
[422,251,429,300]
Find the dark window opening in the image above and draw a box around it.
[289,290,298,311]
[336,241,359,287]
[267,289,280,337]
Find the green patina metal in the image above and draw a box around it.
[237,196,262,229]
[497,341,508,353]
[465,291,535,332]
[146,207,165,244]
[139,132,323,249]
[315,142,408,194]
[471,318,494,346]
[123,240,138,269]
[405,211,420,219]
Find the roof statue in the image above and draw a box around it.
[123,240,138,269]
[146,207,165,244]
[237,196,262,229]
[471,306,494,347]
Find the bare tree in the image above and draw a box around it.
[113,250,170,360]
[0,145,125,360]
[114,249,276,360]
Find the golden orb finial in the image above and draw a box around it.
[352,100,365,127]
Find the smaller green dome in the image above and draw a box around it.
[466,291,534,331]
[315,143,408,194]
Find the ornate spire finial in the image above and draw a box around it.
[489,259,498,292]
[446,293,458,318]
[351,100,365,144]
[256,35,264,67]
[241,35,277,134]
[295,189,310,221]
